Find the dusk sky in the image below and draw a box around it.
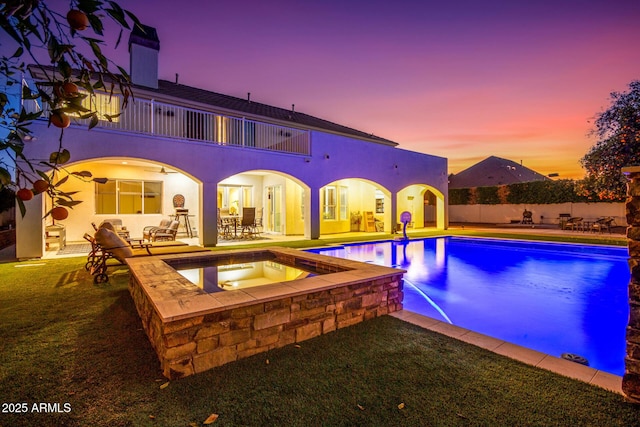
[25,1,640,178]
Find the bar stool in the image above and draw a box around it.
[172,194,192,238]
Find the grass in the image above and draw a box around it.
[0,232,637,426]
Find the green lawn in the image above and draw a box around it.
[0,233,638,426]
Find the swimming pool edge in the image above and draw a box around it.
[389,309,623,395]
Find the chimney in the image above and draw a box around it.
[128,24,160,89]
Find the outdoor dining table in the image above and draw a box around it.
[221,215,241,238]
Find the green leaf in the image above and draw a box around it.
[17,198,26,218]
[49,149,71,165]
[87,13,104,36]
[56,190,80,198]
[36,170,51,181]
[88,114,99,130]
[0,168,12,186]
[12,46,24,58]
[72,170,93,178]
[54,175,70,187]
[55,199,82,208]
[106,2,130,29]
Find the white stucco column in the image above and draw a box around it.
[390,191,398,233]
[201,183,218,247]
[308,185,320,240]
[16,194,44,259]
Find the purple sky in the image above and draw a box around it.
[27,1,640,178]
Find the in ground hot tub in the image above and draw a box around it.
[127,247,404,379]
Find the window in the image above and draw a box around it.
[375,190,385,214]
[218,185,253,215]
[322,186,336,220]
[95,179,162,214]
[339,186,348,220]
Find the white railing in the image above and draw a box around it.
[29,90,311,156]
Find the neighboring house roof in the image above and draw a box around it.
[448,156,550,189]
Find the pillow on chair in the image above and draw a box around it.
[94,228,133,263]
[98,221,116,231]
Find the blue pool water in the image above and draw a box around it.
[309,237,630,376]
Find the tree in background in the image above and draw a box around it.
[579,80,640,201]
[0,0,140,218]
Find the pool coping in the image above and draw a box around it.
[390,309,623,394]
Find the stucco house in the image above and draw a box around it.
[16,26,448,259]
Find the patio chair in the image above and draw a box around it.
[521,210,533,224]
[143,219,172,241]
[558,213,572,229]
[591,217,615,233]
[240,207,257,239]
[88,228,208,283]
[254,207,264,233]
[148,220,179,242]
[217,208,232,240]
[562,217,583,231]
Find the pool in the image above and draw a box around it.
[309,237,630,376]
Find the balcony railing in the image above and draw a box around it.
[27,90,311,156]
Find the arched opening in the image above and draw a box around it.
[319,178,391,236]
[397,184,446,230]
[39,158,201,253]
[218,170,309,240]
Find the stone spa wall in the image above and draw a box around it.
[127,247,404,379]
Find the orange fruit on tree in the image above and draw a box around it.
[51,206,69,221]
[16,188,34,201]
[50,111,71,128]
[61,82,79,98]
[67,9,89,31]
[33,179,50,194]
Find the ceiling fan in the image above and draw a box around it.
[145,166,178,175]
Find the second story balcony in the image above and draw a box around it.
[25,86,311,156]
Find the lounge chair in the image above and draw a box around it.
[99,218,129,239]
[591,217,615,233]
[562,217,583,231]
[86,228,208,283]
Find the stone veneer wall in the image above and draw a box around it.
[624,166,640,403]
[129,275,403,380]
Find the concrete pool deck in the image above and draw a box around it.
[391,309,623,394]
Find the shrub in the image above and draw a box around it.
[449,179,612,205]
